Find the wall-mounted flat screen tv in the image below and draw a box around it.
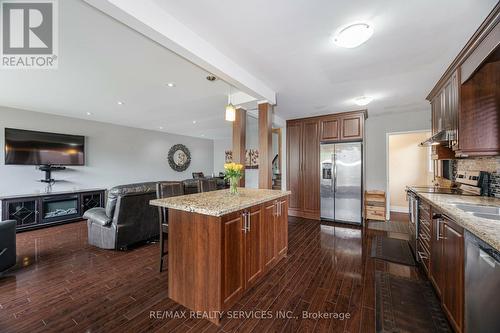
[4,128,85,166]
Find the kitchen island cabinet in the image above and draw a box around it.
[150,188,290,325]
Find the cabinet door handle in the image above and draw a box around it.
[436,219,447,240]
[247,212,251,232]
[418,251,428,260]
[242,212,247,233]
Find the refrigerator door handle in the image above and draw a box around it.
[333,153,337,193]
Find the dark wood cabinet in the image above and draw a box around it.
[320,118,340,141]
[427,4,500,156]
[430,70,460,148]
[220,198,288,311]
[222,211,246,307]
[302,120,320,216]
[430,211,445,297]
[427,207,464,333]
[262,202,277,270]
[442,219,464,333]
[458,54,500,157]
[341,114,364,140]
[286,121,303,213]
[286,118,320,219]
[287,110,366,220]
[245,205,263,287]
[276,198,288,257]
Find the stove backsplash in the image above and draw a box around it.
[451,156,500,198]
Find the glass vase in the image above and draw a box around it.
[229,177,239,195]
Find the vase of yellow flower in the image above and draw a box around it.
[224,162,244,195]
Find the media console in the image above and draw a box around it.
[0,189,105,232]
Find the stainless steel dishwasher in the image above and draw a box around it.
[465,231,500,333]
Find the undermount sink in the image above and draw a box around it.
[471,212,500,221]
[449,202,500,221]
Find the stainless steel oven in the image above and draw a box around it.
[465,231,500,332]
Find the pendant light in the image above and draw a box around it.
[225,85,236,122]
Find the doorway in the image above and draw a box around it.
[387,131,433,217]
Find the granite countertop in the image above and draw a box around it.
[150,188,291,217]
[417,193,500,251]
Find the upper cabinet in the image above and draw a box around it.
[459,48,500,156]
[427,3,500,157]
[287,110,366,220]
[430,70,460,149]
[319,111,366,142]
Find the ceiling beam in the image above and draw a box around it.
[83,0,276,105]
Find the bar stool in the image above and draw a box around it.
[156,181,184,272]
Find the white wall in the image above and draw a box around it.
[213,138,231,175]
[0,106,214,196]
[365,109,431,192]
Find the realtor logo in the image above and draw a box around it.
[1,0,58,69]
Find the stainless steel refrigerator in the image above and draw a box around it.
[320,142,362,224]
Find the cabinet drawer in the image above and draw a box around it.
[366,210,385,221]
[366,206,385,213]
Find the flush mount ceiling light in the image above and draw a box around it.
[166,82,176,87]
[353,96,373,106]
[192,120,197,124]
[225,85,236,122]
[333,22,374,48]
[117,101,124,105]
[86,112,93,116]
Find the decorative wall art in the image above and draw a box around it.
[225,149,259,169]
[168,144,191,172]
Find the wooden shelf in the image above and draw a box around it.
[364,190,386,221]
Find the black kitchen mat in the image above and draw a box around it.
[371,236,416,266]
[375,271,452,333]
[368,221,410,234]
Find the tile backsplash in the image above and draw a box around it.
[452,156,500,198]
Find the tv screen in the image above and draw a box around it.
[4,128,85,166]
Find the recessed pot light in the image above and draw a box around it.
[354,96,373,106]
[117,101,124,105]
[192,120,197,124]
[166,82,176,87]
[159,126,164,130]
[333,22,374,48]
[86,112,93,116]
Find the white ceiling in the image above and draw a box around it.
[0,0,238,140]
[155,0,498,119]
[1,0,497,142]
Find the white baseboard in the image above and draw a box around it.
[390,206,409,213]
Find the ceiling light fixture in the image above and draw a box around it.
[166,82,176,87]
[353,96,373,106]
[192,120,197,124]
[117,101,124,105]
[86,112,93,116]
[159,126,164,130]
[225,85,236,122]
[333,22,374,48]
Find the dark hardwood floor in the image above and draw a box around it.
[0,217,420,333]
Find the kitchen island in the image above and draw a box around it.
[150,188,290,325]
